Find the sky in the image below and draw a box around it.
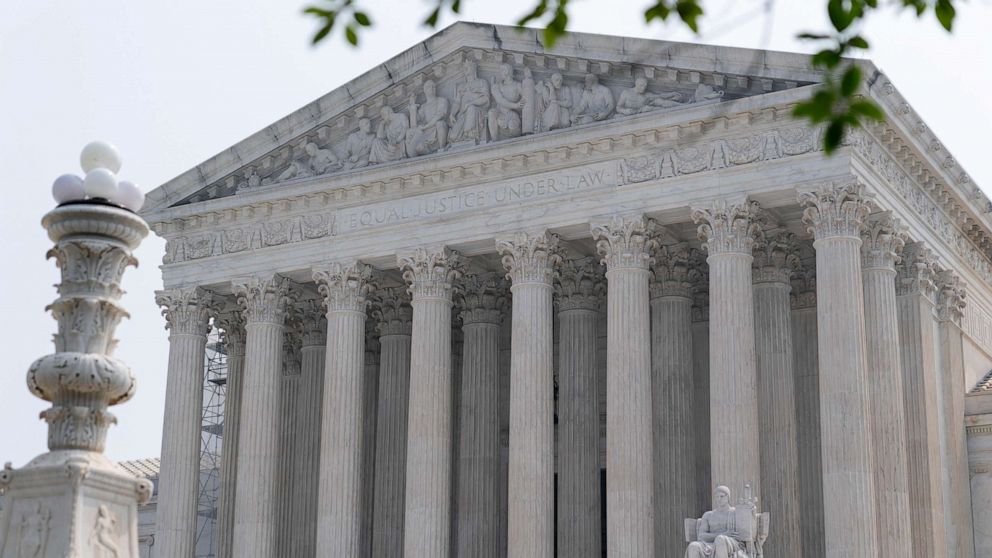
[1,0,990,467]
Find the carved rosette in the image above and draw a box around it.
[297,299,328,347]
[752,231,801,285]
[692,199,761,256]
[312,262,377,313]
[155,287,220,337]
[372,287,414,336]
[861,213,907,272]
[555,257,605,312]
[592,216,659,270]
[398,247,465,301]
[457,272,509,325]
[233,274,296,324]
[798,181,873,240]
[895,242,939,301]
[497,231,563,285]
[28,203,148,453]
[936,270,966,326]
[650,243,695,299]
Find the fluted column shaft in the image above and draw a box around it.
[232,275,293,558]
[861,216,913,558]
[593,216,656,557]
[455,274,505,557]
[372,289,413,558]
[555,259,603,558]
[155,287,217,558]
[800,183,879,557]
[291,307,326,557]
[400,248,462,557]
[215,311,246,558]
[752,233,803,557]
[313,263,374,557]
[792,287,825,558]
[498,232,561,558]
[692,201,760,499]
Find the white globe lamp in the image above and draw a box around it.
[113,181,145,212]
[83,168,119,200]
[51,174,86,204]
[80,141,122,174]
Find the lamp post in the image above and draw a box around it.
[0,142,151,558]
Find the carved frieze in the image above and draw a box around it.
[163,212,334,264]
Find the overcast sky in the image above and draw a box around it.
[2,0,990,467]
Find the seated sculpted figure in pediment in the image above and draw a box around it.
[370,106,409,164]
[616,76,683,115]
[685,485,769,558]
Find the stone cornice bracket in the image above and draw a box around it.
[798,180,874,240]
[895,241,939,300]
[155,286,222,337]
[456,272,509,325]
[751,230,801,285]
[312,261,377,314]
[592,215,659,271]
[861,212,908,272]
[297,298,328,347]
[214,307,247,356]
[398,246,465,301]
[555,257,605,312]
[371,287,414,336]
[496,231,564,286]
[936,269,966,325]
[691,198,761,256]
[232,274,297,325]
[650,242,694,299]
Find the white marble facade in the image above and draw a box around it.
[143,23,992,557]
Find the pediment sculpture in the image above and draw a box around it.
[684,484,769,558]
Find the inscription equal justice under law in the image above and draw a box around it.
[337,161,617,233]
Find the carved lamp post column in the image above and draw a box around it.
[0,142,152,558]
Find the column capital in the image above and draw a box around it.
[283,326,302,377]
[895,242,938,301]
[861,213,907,272]
[689,249,710,322]
[372,287,414,336]
[592,215,659,271]
[232,274,297,325]
[297,299,328,347]
[313,261,377,313]
[398,247,465,301]
[650,243,696,299]
[215,307,247,356]
[790,257,817,310]
[936,269,966,325]
[692,199,761,256]
[497,231,563,285]
[556,257,605,312]
[752,230,800,285]
[457,272,509,325]
[798,180,873,240]
[155,286,221,336]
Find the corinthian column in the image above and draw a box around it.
[861,214,913,558]
[496,231,562,558]
[751,230,803,557]
[215,308,246,558]
[691,199,761,500]
[154,286,219,558]
[455,272,507,557]
[231,274,295,558]
[399,247,464,557]
[362,317,381,556]
[799,182,879,556]
[591,216,657,557]
[371,288,413,558]
[650,244,696,556]
[555,258,604,558]
[312,262,376,557]
[291,300,326,557]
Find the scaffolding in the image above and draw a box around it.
[195,331,227,557]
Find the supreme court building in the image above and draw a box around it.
[142,22,992,557]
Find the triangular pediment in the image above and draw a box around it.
[143,22,825,213]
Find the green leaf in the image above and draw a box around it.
[354,11,371,26]
[847,35,869,49]
[303,6,333,17]
[345,24,358,45]
[828,0,854,32]
[797,32,830,40]
[812,49,842,68]
[840,65,861,97]
[935,0,956,31]
[676,0,703,33]
[452,0,461,13]
[312,21,334,44]
[424,7,441,27]
[849,99,885,120]
[824,120,846,153]
[644,2,672,22]
[517,0,549,26]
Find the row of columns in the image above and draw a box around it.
[154,181,974,558]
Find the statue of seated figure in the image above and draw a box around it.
[685,485,769,558]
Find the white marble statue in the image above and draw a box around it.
[341,117,375,170]
[572,73,614,125]
[236,167,261,192]
[616,76,683,115]
[487,62,525,141]
[448,61,490,144]
[685,485,769,558]
[537,72,574,132]
[370,106,409,164]
[406,79,449,156]
[304,141,340,175]
[692,83,725,103]
[275,158,313,182]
